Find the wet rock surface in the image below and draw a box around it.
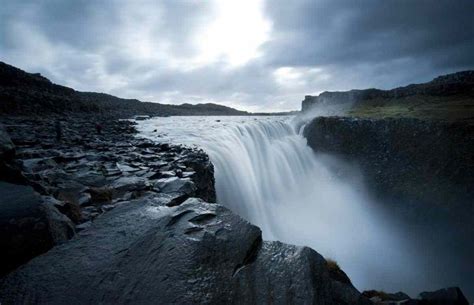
[0,182,74,275]
[0,196,370,305]
[0,116,215,276]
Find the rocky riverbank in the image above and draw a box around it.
[0,116,216,276]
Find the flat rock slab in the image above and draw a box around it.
[0,196,368,305]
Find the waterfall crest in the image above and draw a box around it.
[138,116,421,293]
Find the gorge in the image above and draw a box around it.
[137,116,425,295]
[0,62,472,304]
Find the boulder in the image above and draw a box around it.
[0,182,74,276]
[233,241,371,305]
[154,176,196,195]
[112,176,149,192]
[183,152,216,202]
[0,196,370,305]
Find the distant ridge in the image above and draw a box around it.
[0,61,249,117]
[301,71,474,111]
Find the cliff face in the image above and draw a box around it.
[303,116,474,214]
[303,115,474,300]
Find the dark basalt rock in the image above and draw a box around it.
[303,116,474,213]
[183,152,216,202]
[0,125,15,159]
[0,182,74,276]
[303,116,473,301]
[233,241,371,305]
[0,116,217,279]
[154,176,196,194]
[0,196,370,305]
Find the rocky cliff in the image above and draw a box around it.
[303,116,474,214]
[302,70,474,212]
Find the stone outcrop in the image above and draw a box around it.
[0,182,75,275]
[302,115,473,302]
[0,196,370,305]
[303,116,474,214]
[0,125,14,159]
[0,116,215,278]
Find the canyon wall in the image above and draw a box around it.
[303,117,474,215]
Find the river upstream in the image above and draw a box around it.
[136,115,443,296]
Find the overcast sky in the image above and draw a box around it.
[1,0,473,112]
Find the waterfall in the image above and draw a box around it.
[137,116,422,294]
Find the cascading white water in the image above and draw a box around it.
[137,115,423,294]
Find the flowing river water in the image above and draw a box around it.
[136,115,434,295]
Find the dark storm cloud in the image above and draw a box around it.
[262,0,474,88]
[0,0,473,111]
[264,0,474,67]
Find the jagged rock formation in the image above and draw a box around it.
[0,117,215,277]
[0,61,249,117]
[0,182,75,276]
